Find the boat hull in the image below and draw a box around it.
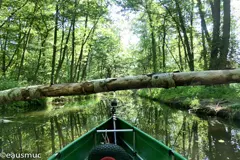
[48,118,186,160]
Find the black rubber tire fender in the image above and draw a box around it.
[88,143,131,160]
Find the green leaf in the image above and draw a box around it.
[218,139,225,143]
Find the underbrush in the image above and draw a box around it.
[138,84,240,109]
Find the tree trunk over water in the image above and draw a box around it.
[1,69,240,104]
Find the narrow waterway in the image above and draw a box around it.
[1,96,240,160]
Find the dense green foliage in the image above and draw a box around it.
[0,0,127,84]
[119,0,238,73]
[0,0,239,84]
[139,85,239,101]
[0,98,47,115]
[138,84,240,110]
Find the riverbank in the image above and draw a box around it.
[0,98,47,115]
[0,79,47,115]
[137,84,240,120]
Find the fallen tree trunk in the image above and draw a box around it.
[1,69,240,104]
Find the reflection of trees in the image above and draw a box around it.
[77,113,82,134]
[182,116,186,157]
[50,117,55,154]
[54,116,65,147]
[0,126,2,153]
[17,127,22,152]
[164,109,169,146]
[191,121,199,160]
[206,119,240,159]
[1,97,240,159]
[1,105,108,159]
[70,113,74,141]
[121,97,240,160]
[34,126,40,153]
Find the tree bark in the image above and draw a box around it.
[175,0,194,71]
[51,1,59,85]
[201,28,208,70]
[178,36,183,71]
[75,15,99,81]
[177,26,188,70]
[209,0,221,70]
[17,26,32,81]
[2,29,8,77]
[146,8,157,73]
[81,46,92,80]
[55,22,73,83]
[17,1,38,81]
[69,0,77,82]
[166,44,182,71]
[164,6,188,70]
[162,15,166,72]
[73,4,89,82]
[6,29,26,72]
[190,0,194,56]
[219,0,231,69]
[197,0,211,46]
[1,69,240,104]
[34,31,49,83]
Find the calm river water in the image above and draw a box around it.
[0,96,240,160]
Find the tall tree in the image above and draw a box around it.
[190,0,194,59]
[197,0,211,46]
[174,0,194,71]
[51,1,59,85]
[55,22,72,83]
[17,1,39,81]
[34,28,51,83]
[197,0,209,69]
[69,0,77,83]
[145,2,157,72]
[2,27,8,78]
[219,0,231,69]
[162,15,167,72]
[209,0,231,70]
[209,0,221,70]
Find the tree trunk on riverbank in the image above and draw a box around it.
[1,69,240,104]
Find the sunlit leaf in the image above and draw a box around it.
[218,139,225,143]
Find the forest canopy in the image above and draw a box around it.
[0,0,239,86]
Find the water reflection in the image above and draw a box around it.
[0,96,240,160]
[0,106,109,159]
[118,96,240,160]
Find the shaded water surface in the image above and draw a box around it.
[1,96,240,160]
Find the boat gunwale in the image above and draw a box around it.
[48,117,186,160]
[117,117,186,160]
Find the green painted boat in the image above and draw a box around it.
[48,117,186,160]
[49,100,186,160]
